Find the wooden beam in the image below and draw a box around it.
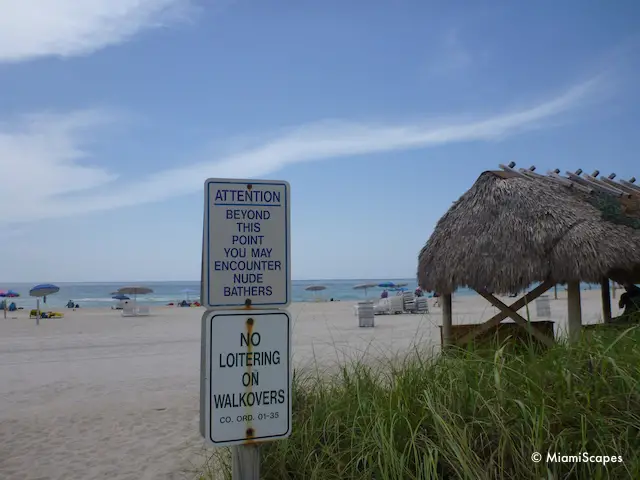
[599,176,640,197]
[546,171,593,193]
[566,171,624,197]
[457,280,554,346]
[441,294,453,348]
[601,278,612,324]
[477,291,555,347]
[567,281,582,343]
[583,173,629,197]
[619,179,640,194]
[499,163,530,179]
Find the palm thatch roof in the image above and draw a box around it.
[418,165,640,295]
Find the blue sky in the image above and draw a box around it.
[1,0,639,282]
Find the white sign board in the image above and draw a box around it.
[202,178,291,309]
[201,309,292,446]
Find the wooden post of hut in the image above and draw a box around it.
[567,281,582,342]
[601,278,612,324]
[441,294,453,348]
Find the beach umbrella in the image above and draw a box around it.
[305,285,326,292]
[29,284,60,325]
[116,286,153,304]
[112,294,130,300]
[389,283,409,292]
[0,289,20,319]
[353,283,377,297]
[305,285,326,300]
[181,288,197,301]
[378,282,396,288]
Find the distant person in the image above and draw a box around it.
[414,287,424,297]
[66,300,75,309]
[433,291,440,307]
[381,289,388,299]
[619,283,640,318]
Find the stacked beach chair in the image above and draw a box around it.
[401,291,429,314]
[414,296,429,313]
[402,291,415,312]
[374,296,404,315]
[356,301,375,327]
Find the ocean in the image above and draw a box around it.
[1,280,602,309]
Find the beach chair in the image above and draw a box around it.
[374,298,390,315]
[137,305,150,316]
[357,301,375,327]
[414,297,429,314]
[388,296,404,314]
[402,291,416,312]
[121,304,136,317]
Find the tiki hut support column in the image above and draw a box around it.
[442,294,453,348]
[567,281,582,342]
[601,278,612,324]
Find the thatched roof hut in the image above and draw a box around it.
[418,167,640,295]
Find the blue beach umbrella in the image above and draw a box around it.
[112,294,130,301]
[389,282,409,292]
[0,289,20,318]
[29,284,60,325]
[378,282,396,288]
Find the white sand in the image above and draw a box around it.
[0,290,624,479]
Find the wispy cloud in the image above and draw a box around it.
[426,29,475,76]
[0,77,602,223]
[0,0,195,63]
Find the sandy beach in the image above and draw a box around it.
[0,289,625,480]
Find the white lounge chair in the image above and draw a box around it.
[388,296,404,314]
[374,298,390,315]
[121,304,136,317]
[137,305,150,316]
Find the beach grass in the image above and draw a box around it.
[203,325,640,479]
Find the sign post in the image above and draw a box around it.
[200,178,292,480]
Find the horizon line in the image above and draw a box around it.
[1,277,419,285]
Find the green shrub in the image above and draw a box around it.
[208,327,640,479]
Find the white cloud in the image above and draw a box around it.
[0,77,602,223]
[0,0,194,62]
[427,29,474,76]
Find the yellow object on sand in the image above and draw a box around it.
[29,310,64,318]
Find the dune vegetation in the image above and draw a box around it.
[204,326,640,480]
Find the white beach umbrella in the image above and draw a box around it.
[117,286,153,303]
[353,283,377,297]
[305,285,326,300]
